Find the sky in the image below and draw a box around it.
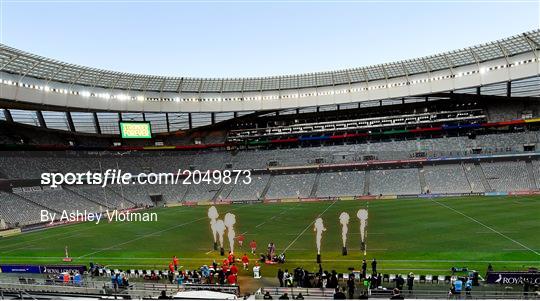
[1,0,539,78]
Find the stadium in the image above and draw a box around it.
[0,19,540,299]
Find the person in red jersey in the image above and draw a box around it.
[237,234,245,247]
[223,257,229,267]
[249,240,257,254]
[173,256,179,271]
[228,252,235,264]
[168,262,174,273]
[241,253,250,270]
[227,273,237,285]
[222,264,229,274]
[230,264,238,275]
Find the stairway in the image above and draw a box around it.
[10,192,60,214]
[475,163,492,192]
[180,184,192,202]
[106,186,137,207]
[461,162,474,192]
[212,184,227,201]
[260,174,274,200]
[309,172,321,198]
[525,160,537,190]
[418,168,427,193]
[363,170,370,195]
[63,186,109,209]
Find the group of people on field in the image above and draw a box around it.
[163,250,260,286]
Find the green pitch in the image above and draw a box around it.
[1,196,539,278]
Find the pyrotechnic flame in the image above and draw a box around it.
[224,213,237,253]
[208,206,219,243]
[215,219,226,248]
[357,209,368,243]
[339,212,350,248]
[313,217,326,255]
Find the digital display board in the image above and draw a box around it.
[119,122,152,139]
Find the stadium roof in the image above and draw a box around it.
[1,30,539,93]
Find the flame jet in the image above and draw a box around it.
[208,206,219,250]
[339,212,350,255]
[313,217,326,263]
[215,219,226,255]
[357,209,369,255]
[224,213,237,254]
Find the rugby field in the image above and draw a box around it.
[1,196,539,278]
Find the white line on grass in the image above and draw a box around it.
[503,248,540,251]
[77,205,248,259]
[430,199,540,256]
[255,207,295,228]
[282,200,337,253]
[0,225,98,254]
[77,216,208,259]
[0,207,201,252]
[475,231,517,234]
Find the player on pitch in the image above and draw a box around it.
[249,239,257,254]
[241,253,250,270]
[237,234,245,247]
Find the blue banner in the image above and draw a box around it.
[0,264,41,273]
[0,264,86,274]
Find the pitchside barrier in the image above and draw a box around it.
[370,289,534,299]
[258,287,536,300]
[141,283,240,296]
[0,277,238,299]
[0,228,21,237]
[258,287,334,299]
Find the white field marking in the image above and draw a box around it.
[350,232,384,235]
[205,250,214,254]
[3,256,539,264]
[10,247,45,251]
[1,230,97,254]
[0,224,99,253]
[430,199,540,256]
[282,200,337,253]
[255,207,293,228]
[58,232,98,240]
[475,231,517,234]
[503,248,540,251]
[0,207,199,252]
[77,205,249,259]
[77,216,208,259]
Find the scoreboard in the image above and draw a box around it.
[119,122,152,139]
